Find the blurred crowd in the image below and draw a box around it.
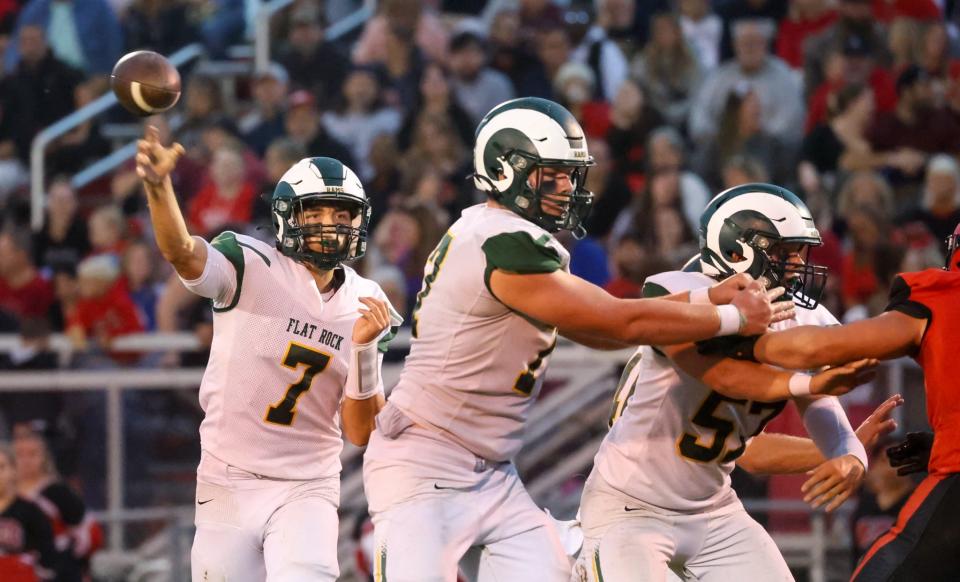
[0,0,955,359]
[0,0,953,564]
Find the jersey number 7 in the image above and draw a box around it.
[264,342,332,426]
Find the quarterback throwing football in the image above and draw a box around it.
[136,128,400,581]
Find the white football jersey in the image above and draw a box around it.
[388,204,569,462]
[183,232,399,480]
[594,269,839,511]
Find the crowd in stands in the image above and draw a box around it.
[0,0,956,353]
[0,0,955,573]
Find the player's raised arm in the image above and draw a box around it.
[136,125,205,280]
[489,268,792,346]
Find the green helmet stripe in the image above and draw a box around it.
[477,97,585,141]
[308,157,346,187]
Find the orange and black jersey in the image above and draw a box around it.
[885,268,960,475]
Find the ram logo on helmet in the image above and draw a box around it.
[697,183,828,309]
[472,97,595,238]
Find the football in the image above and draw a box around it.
[110,50,182,117]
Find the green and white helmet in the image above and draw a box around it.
[698,183,828,309]
[472,97,595,237]
[270,157,371,270]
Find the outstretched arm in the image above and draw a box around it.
[137,125,205,279]
[754,311,925,369]
[560,281,737,350]
[663,343,877,402]
[490,269,791,346]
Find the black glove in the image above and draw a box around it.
[886,431,934,476]
[696,335,761,361]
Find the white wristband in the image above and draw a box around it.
[788,373,813,397]
[715,304,743,336]
[344,339,382,400]
[690,287,711,304]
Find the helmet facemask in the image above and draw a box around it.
[274,194,370,271]
[491,150,594,238]
[715,220,828,310]
[946,222,960,271]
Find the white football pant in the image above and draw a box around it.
[190,451,340,582]
[574,474,793,582]
[364,420,571,582]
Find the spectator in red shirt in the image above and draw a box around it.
[66,255,144,355]
[803,0,888,98]
[87,205,127,260]
[867,65,960,191]
[186,144,258,237]
[840,205,903,313]
[552,62,610,138]
[0,229,53,324]
[605,79,665,182]
[805,34,896,133]
[776,0,837,69]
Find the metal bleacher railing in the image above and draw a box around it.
[29,0,376,232]
[0,332,920,582]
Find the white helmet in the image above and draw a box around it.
[697,183,827,309]
[270,157,370,269]
[472,97,595,237]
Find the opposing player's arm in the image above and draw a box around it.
[137,125,206,280]
[754,311,925,369]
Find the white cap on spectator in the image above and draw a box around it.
[256,62,289,86]
[925,154,960,208]
[77,254,120,282]
[553,62,596,94]
[927,153,959,178]
[452,17,488,41]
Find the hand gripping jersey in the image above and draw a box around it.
[183,231,400,480]
[387,204,569,463]
[885,269,960,475]
[595,269,839,511]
